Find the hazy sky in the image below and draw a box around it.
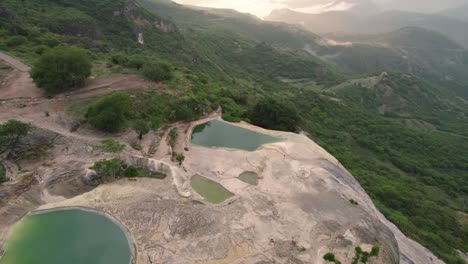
[172,0,468,18]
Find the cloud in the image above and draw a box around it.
[172,0,468,17]
[173,0,358,17]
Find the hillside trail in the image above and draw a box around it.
[0,51,43,99]
[0,52,30,72]
[0,52,155,146]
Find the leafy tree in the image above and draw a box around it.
[168,129,177,148]
[86,92,131,132]
[140,61,174,82]
[0,120,33,155]
[250,97,300,132]
[172,152,185,165]
[31,46,92,94]
[132,120,150,140]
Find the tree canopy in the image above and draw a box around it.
[249,97,300,132]
[31,46,92,94]
[85,92,131,132]
[0,120,33,155]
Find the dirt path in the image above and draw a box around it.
[0,51,42,99]
[0,71,43,99]
[0,49,152,100]
[0,52,30,72]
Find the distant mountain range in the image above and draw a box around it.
[311,27,468,97]
[266,8,468,48]
[439,3,468,22]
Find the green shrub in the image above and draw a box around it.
[350,199,359,205]
[86,92,131,132]
[370,245,380,257]
[140,61,174,82]
[128,55,146,69]
[31,46,92,94]
[110,53,128,65]
[124,166,139,178]
[352,247,362,264]
[90,159,121,178]
[168,129,177,148]
[323,253,336,262]
[172,152,185,165]
[361,252,370,263]
[99,139,125,152]
[355,247,362,254]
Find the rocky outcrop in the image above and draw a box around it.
[0,119,444,264]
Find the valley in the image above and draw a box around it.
[0,0,466,263]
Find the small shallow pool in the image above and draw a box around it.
[238,172,259,186]
[0,209,132,264]
[191,175,234,204]
[191,120,281,151]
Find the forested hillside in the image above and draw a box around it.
[0,0,466,263]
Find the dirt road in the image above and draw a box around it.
[0,52,30,72]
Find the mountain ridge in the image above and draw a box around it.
[266,7,468,48]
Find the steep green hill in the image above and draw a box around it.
[0,0,467,263]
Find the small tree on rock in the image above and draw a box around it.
[132,120,150,140]
[0,120,33,155]
[31,46,92,94]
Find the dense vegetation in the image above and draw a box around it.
[250,97,300,132]
[140,61,174,81]
[0,0,466,262]
[31,46,91,93]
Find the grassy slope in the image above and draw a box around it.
[0,0,467,262]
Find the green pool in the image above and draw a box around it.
[191,175,234,204]
[191,120,281,151]
[0,209,132,264]
[238,172,259,186]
